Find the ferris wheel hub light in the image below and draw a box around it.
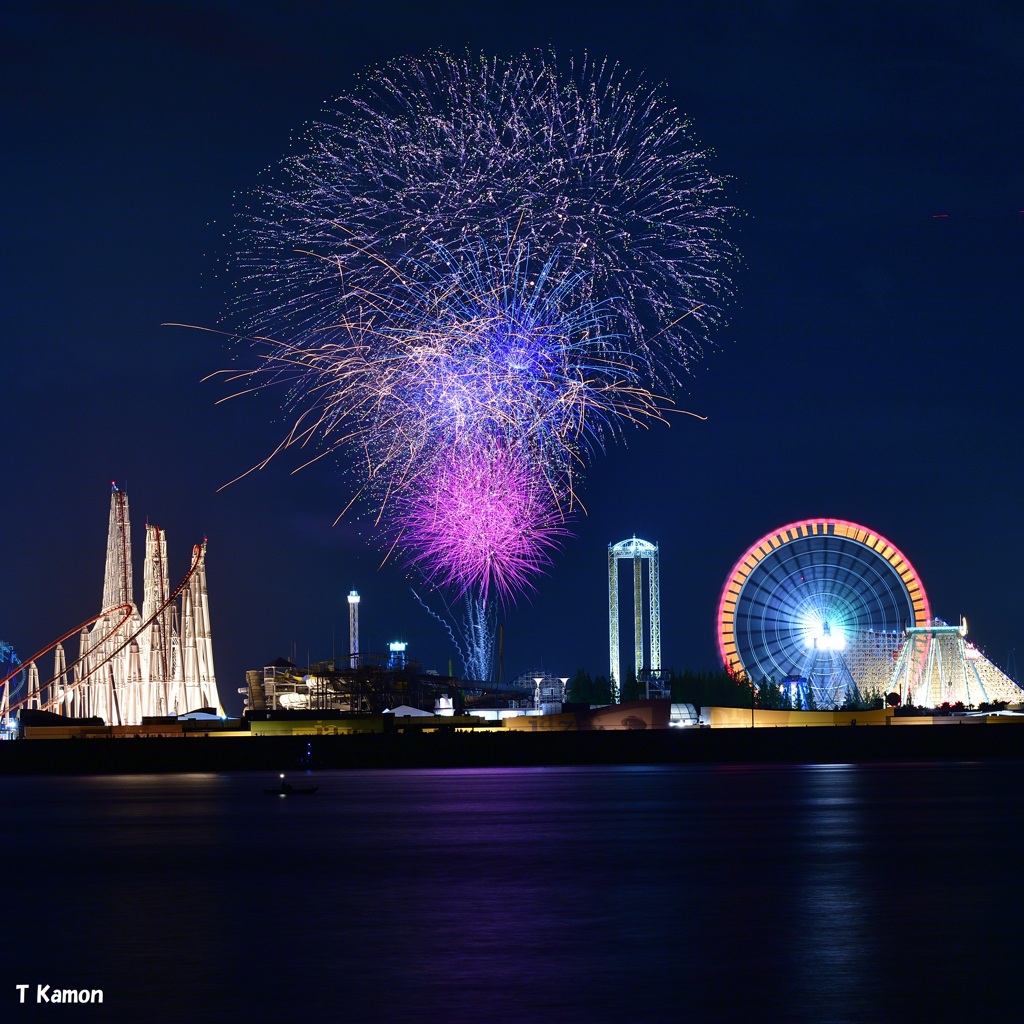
[803,619,846,650]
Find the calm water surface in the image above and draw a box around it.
[2,762,1021,1023]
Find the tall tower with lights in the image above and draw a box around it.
[608,538,661,701]
[347,590,361,669]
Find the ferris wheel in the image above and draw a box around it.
[717,519,930,707]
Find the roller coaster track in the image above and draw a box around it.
[1,542,206,723]
[0,605,134,702]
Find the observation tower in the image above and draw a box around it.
[348,590,360,669]
[608,538,661,701]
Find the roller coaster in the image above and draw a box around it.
[2,486,222,729]
[0,542,206,724]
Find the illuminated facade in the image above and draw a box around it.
[47,485,223,724]
[608,538,661,701]
[388,642,407,670]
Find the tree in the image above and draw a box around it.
[669,668,753,709]
[756,676,788,710]
[979,700,1008,713]
[566,669,595,704]
[841,689,883,712]
[593,674,613,705]
[621,668,642,702]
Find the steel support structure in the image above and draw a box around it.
[890,618,1024,707]
[348,590,360,669]
[608,538,661,702]
[47,485,224,724]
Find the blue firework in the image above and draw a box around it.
[231,49,736,382]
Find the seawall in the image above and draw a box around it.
[1,723,1023,775]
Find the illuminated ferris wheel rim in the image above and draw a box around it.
[716,517,931,679]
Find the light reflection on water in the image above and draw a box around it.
[1,762,1022,1023]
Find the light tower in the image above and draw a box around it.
[347,590,360,669]
[608,538,661,701]
[388,641,407,670]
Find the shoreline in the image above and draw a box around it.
[1,724,1023,775]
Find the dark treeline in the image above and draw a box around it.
[567,668,755,708]
[567,668,887,712]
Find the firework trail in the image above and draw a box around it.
[232,49,736,381]
[412,587,496,685]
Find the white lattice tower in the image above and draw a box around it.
[633,555,643,682]
[80,485,142,724]
[67,487,224,724]
[608,547,619,696]
[24,662,41,710]
[186,542,221,714]
[179,583,199,712]
[72,627,89,718]
[143,524,174,714]
[102,485,133,611]
[608,538,662,701]
[53,642,68,712]
[348,590,360,669]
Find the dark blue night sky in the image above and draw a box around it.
[3,1,1022,714]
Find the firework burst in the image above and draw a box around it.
[221,49,737,676]
[395,440,571,605]
[233,240,666,519]
[232,49,736,381]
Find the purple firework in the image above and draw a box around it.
[347,240,665,512]
[232,49,736,382]
[396,442,571,605]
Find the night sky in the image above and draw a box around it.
[4,1,1021,716]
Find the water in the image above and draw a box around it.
[2,762,1021,1022]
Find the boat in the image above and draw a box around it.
[264,774,318,796]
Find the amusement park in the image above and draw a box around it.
[2,488,1023,751]
[0,485,222,739]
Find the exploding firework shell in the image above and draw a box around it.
[240,241,666,521]
[224,49,736,611]
[232,49,737,382]
[356,241,666,486]
[395,440,572,605]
